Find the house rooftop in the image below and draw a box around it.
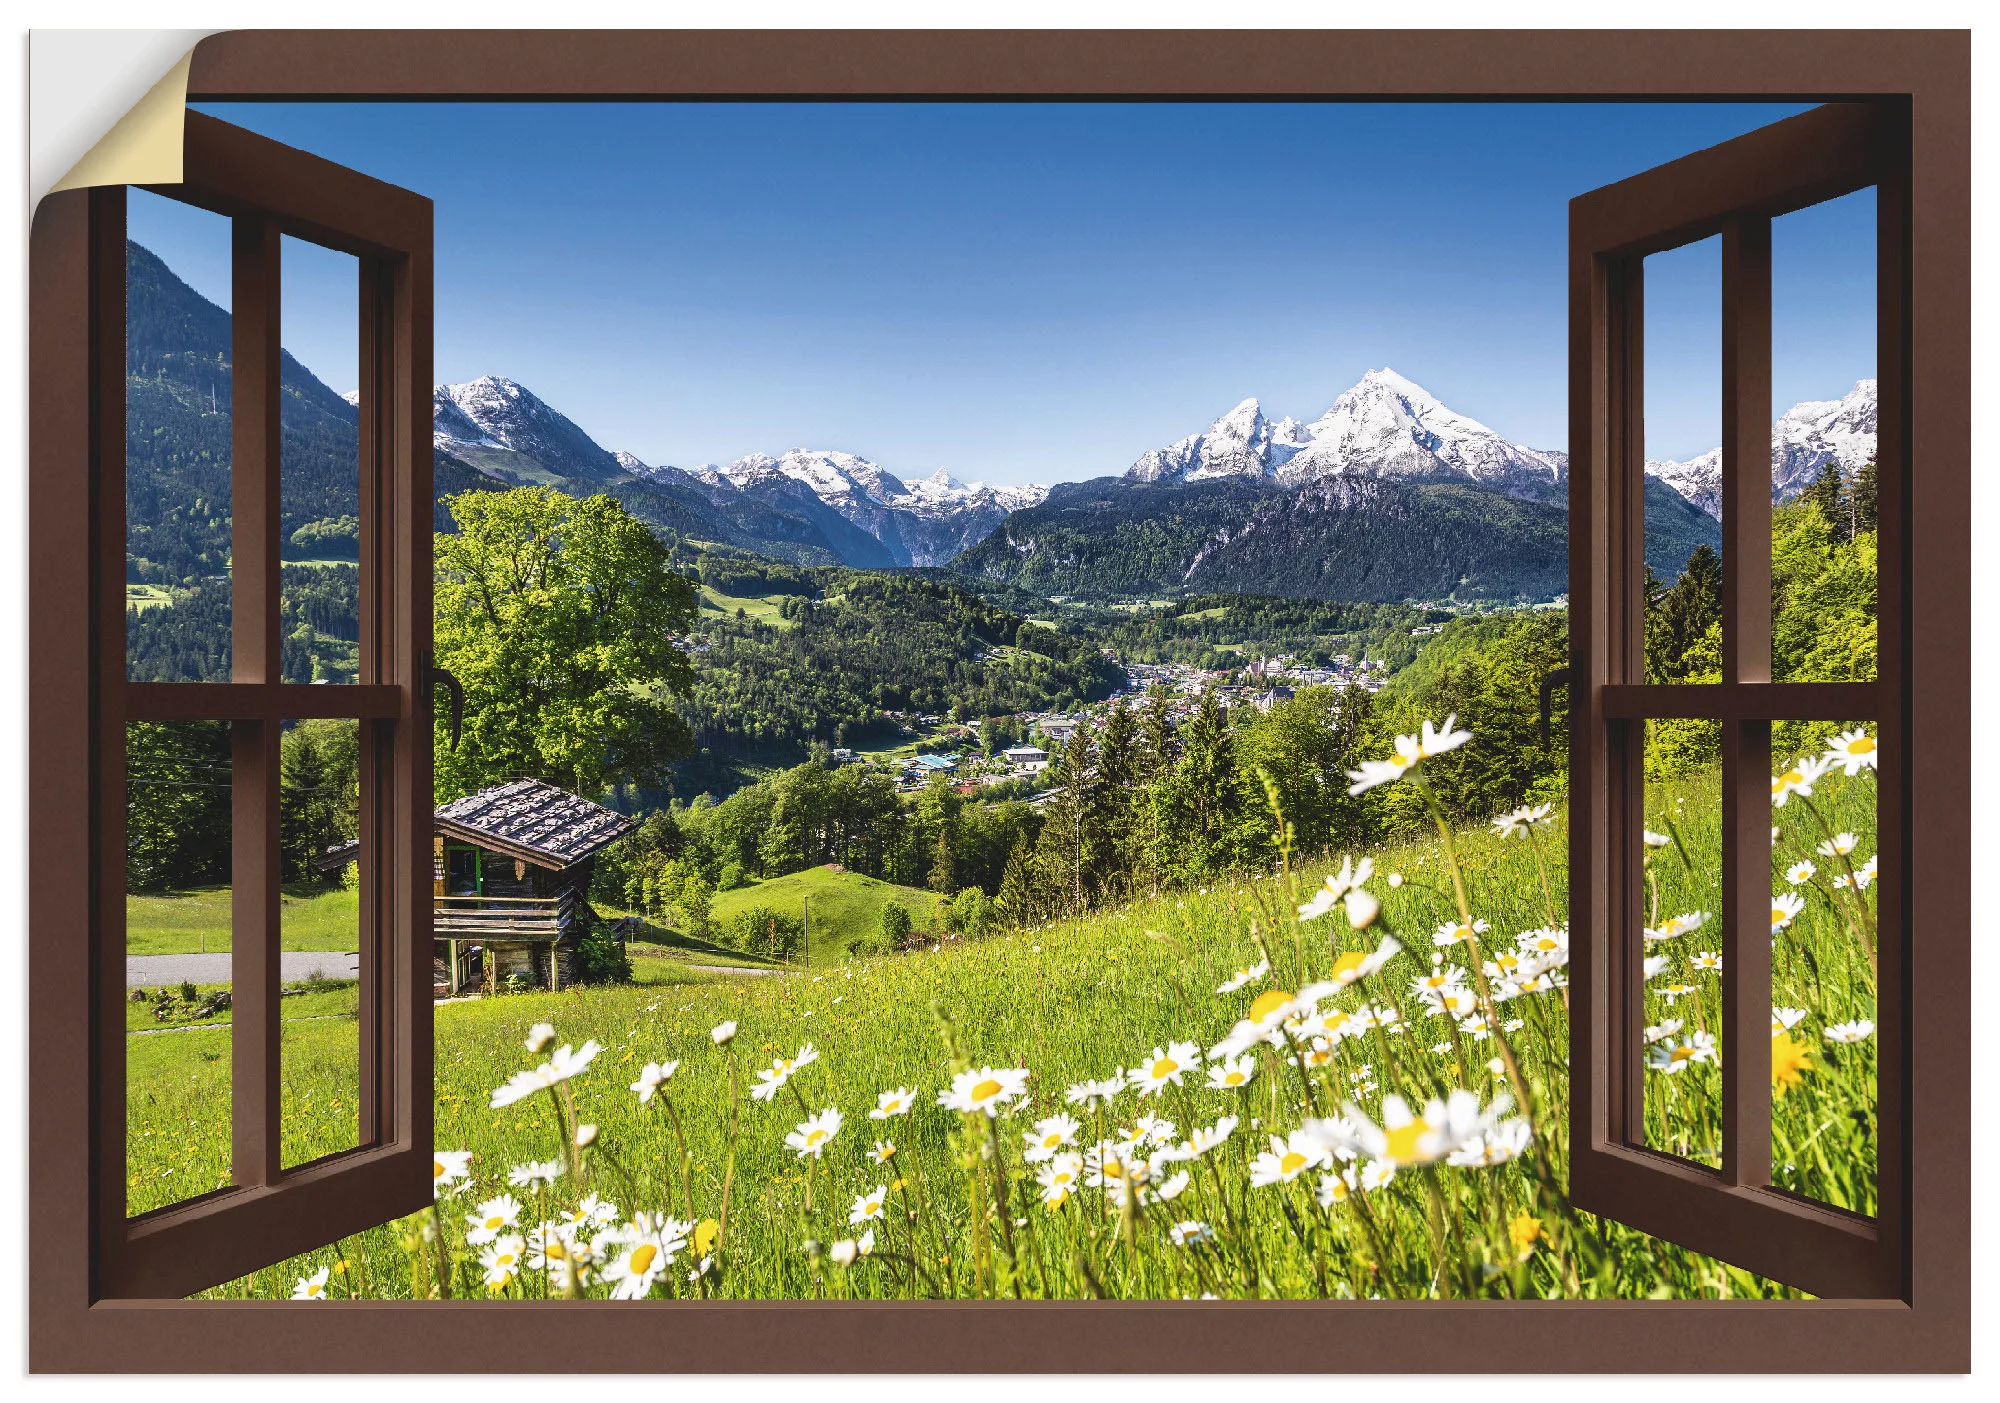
[435,778,637,870]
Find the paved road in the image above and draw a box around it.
[125,951,360,988]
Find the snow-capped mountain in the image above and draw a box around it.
[1644,379,1878,520]
[432,376,624,484]
[430,377,1046,567]
[1127,369,1567,502]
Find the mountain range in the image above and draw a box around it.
[1644,378,1878,519]
[432,377,1044,568]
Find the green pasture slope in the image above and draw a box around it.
[709,865,940,959]
[128,757,1877,1303]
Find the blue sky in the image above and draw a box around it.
[136,102,1877,482]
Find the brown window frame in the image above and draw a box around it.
[1567,100,1910,1301]
[36,112,437,1303]
[28,28,1968,1374]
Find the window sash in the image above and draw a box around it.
[1566,100,1909,1300]
[80,114,437,1300]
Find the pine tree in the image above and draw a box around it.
[1804,461,1847,536]
[1848,457,1878,537]
[995,837,1037,928]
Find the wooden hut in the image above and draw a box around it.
[431,779,635,997]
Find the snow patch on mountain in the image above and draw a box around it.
[1127,370,1565,501]
[1644,379,1877,520]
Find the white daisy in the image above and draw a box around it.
[597,1214,691,1300]
[1771,891,1807,933]
[1249,1130,1332,1186]
[490,1040,605,1109]
[710,1020,738,1045]
[1772,1005,1810,1032]
[1772,756,1834,807]
[1432,918,1491,948]
[1205,1055,1256,1091]
[784,1108,844,1159]
[432,1149,473,1198]
[464,1193,522,1245]
[1129,1041,1201,1097]
[1645,1030,1719,1073]
[1785,860,1817,886]
[849,1184,889,1225]
[479,1233,526,1289]
[870,1086,917,1119]
[1825,1019,1876,1044]
[938,1066,1030,1117]
[1216,960,1270,994]
[291,1266,331,1300]
[1036,1151,1084,1208]
[1822,728,1878,776]
[1492,803,1554,839]
[1022,1112,1082,1162]
[630,1060,679,1103]
[507,1159,564,1189]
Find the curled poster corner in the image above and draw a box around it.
[47,47,195,196]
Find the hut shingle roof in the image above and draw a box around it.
[434,779,636,869]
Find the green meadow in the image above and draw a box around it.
[126,884,362,956]
[707,866,940,961]
[126,738,1881,1303]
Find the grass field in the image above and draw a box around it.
[698,585,795,628]
[709,866,941,960]
[125,884,362,955]
[123,722,1878,1304]
[125,583,174,612]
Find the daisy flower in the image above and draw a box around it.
[1023,1112,1082,1162]
[849,1184,889,1225]
[1154,1170,1191,1202]
[524,1023,557,1055]
[464,1193,522,1245]
[1309,1090,1514,1168]
[1643,830,1672,849]
[1645,1030,1719,1073]
[1643,955,1670,981]
[597,1214,691,1300]
[1771,1005,1809,1032]
[479,1233,526,1290]
[870,1086,917,1119]
[1644,1017,1685,1044]
[1771,756,1833,807]
[1785,860,1817,886]
[1445,1119,1533,1168]
[562,1193,620,1231]
[1419,983,1480,1020]
[1433,918,1491,948]
[630,1060,679,1103]
[1205,1055,1256,1091]
[291,1266,331,1301]
[1216,960,1270,994]
[1186,1116,1238,1157]
[1170,1220,1215,1247]
[1771,891,1807,934]
[1303,936,1403,996]
[1822,728,1878,776]
[868,1140,896,1165]
[1297,856,1374,920]
[784,1108,844,1159]
[433,1149,473,1198]
[1036,1152,1084,1209]
[1317,1168,1359,1209]
[1856,854,1877,890]
[710,1020,738,1045]
[938,1066,1030,1117]
[1209,987,1304,1060]
[1817,832,1859,858]
[1492,803,1554,838]
[508,1159,564,1189]
[1825,1019,1876,1044]
[1129,1041,1201,1097]
[1644,911,1711,943]
[1249,1130,1332,1186]
[1691,951,1724,972]
[490,1040,604,1109]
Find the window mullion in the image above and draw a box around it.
[1719,212,1775,1189]
[228,214,284,1189]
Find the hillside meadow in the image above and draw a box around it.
[127,725,1881,1304]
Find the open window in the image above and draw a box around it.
[41,112,436,1300]
[1567,101,1908,1299]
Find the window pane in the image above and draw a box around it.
[280,236,364,684]
[125,190,234,683]
[124,720,234,1217]
[1770,190,1877,684]
[1641,236,1728,684]
[280,717,365,1168]
[1637,725,1723,1168]
[1769,718,1878,1215]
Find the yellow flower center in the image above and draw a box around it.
[1150,1058,1178,1079]
[971,1078,1003,1102]
[434,1161,449,1179]
[1224,1071,1246,1085]
[629,1244,658,1275]
[1845,736,1876,755]
[1330,951,1367,980]
[806,1128,827,1145]
[1278,1151,1307,1177]
[485,1216,504,1230]
[1248,989,1295,1023]
[1670,1045,1695,1063]
[1383,1116,1434,1165]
